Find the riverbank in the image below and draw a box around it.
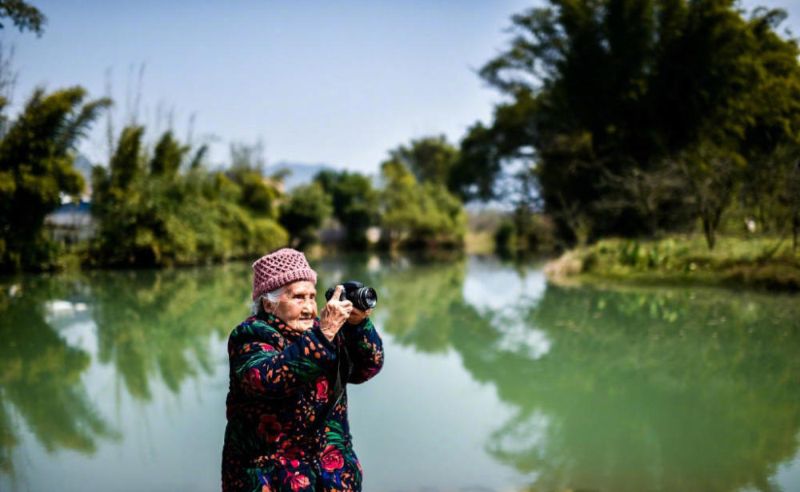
[545,236,800,291]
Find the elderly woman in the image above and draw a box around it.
[222,248,384,491]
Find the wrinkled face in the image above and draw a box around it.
[266,280,318,331]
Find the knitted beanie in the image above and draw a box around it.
[251,248,317,300]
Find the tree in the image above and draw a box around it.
[470,0,800,246]
[0,86,110,270]
[108,124,145,189]
[451,122,504,201]
[379,159,465,249]
[595,161,692,238]
[0,0,46,35]
[675,144,745,250]
[92,127,288,266]
[150,130,188,178]
[279,182,332,248]
[388,135,459,188]
[313,170,379,247]
[227,142,281,219]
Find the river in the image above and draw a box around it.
[1,255,799,491]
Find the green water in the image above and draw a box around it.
[1,255,799,492]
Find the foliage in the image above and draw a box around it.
[559,235,800,291]
[494,211,556,257]
[279,182,332,248]
[314,170,379,247]
[91,126,288,267]
[379,158,466,249]
[227,142,281,219]
[469,0,800,248]
[0,0,46,35]
[0,86,110,271]
[674,144,745,250]
[737,142,800,249]
[451,122,504,201]
[386,135,459,189]
[149,130,188,178]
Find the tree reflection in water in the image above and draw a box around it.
[89,264,250,400]
[0,276,115,477]
[498,285,800,492]
[377,257,800,492]
[1,257,799,491]
[0,263,252,478]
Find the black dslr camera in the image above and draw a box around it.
[324,280,378,311]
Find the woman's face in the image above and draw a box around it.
[266,280,318,331]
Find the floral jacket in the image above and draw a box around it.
[221,312,384,492]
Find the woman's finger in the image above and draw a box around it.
[328,284,344,304]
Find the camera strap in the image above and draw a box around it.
[317,334,352,434]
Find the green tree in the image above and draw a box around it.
[150,130,188,178]
[379,159,465,249]
[470,0,800,246]
[451,122,504,201]
[675,144,745,250]
[314,170,379,247]
[0,0,46,35]
[227,142,281,219]
[0,87,109,271]
[91,127,287,266]
[90,125,147,264]
[279,182,332,248]
[387,135,459,189]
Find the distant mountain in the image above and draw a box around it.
[265,162,335,190]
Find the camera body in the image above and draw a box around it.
[324,280,378,311]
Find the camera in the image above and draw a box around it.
[324,280,378,311]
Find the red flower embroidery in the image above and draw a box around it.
[277,445,303,468]
[287,473,310,491]
[257,342,276,352]
[315,377,329,402]
[246,368,264,392]
[320,445,344,472]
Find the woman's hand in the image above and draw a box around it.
[320,285,353,341]
[347,307,373,326]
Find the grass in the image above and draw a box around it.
[545,235,800,291]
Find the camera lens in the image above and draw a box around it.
[355,287,378,310]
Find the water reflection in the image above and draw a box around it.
[0,257,799,491]
[377,257,800,492]
[501,284,800,492]
[88,265,249,399]
[0,265,252,479]
[0,276,115,476]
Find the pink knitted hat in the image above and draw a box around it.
[251,248,317,300]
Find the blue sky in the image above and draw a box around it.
[4,0,799,174]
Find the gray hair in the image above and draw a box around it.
[251,286,286,316]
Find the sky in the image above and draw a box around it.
[4,0,800,174]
